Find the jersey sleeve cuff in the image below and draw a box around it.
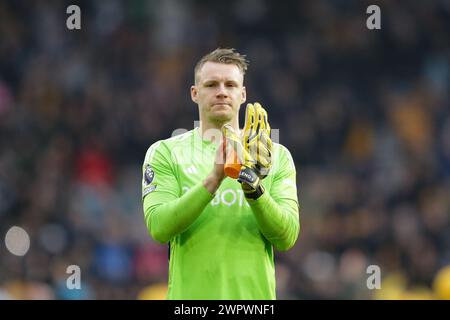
[198,183,217,200]
[246,187,269,205]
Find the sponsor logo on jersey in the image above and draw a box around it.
[182,186,250,208]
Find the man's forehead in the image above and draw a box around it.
[197,62,243,82]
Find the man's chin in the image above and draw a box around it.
[209,111,233,123]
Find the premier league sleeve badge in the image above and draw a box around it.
[143,165,155,186]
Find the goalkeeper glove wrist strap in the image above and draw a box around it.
[243,184,265,200]
[238,167,260,189]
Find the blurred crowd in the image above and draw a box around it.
[0,0,449,299]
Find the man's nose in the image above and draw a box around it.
[216,84,228,98]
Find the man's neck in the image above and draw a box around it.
[199,119,240,144]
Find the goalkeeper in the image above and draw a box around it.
[142,48,300,300]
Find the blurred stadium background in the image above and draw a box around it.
[0,0,450,299]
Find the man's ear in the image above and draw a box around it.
[191,85,198,103]
[241,86,247,103]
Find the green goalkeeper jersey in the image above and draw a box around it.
[142,127,300,300]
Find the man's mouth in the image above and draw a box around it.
[212,103,231,108]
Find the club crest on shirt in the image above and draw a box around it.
[143,165,155,186]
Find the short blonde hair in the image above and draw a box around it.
[194,48,249,83]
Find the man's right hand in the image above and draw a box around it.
[203,138,226,194]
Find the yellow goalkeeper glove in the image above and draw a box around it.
[222,102,273,198]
